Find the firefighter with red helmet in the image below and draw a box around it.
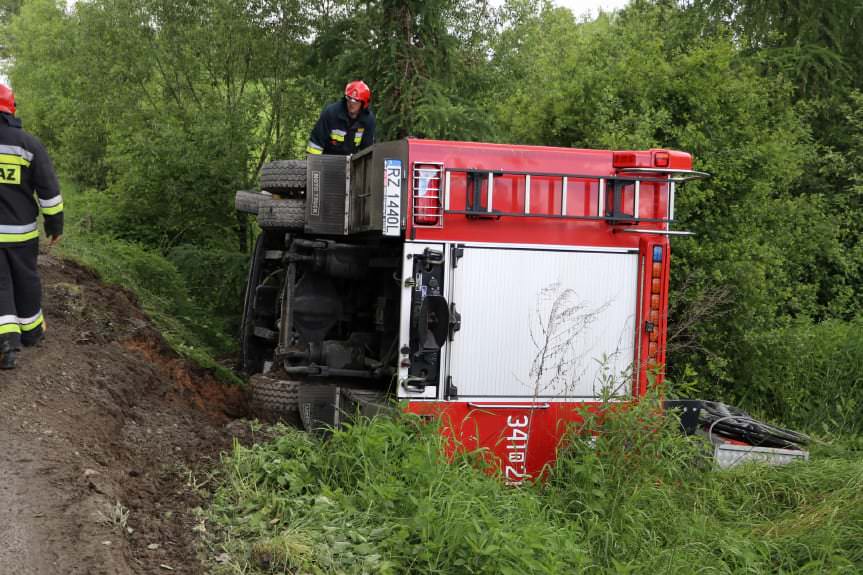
[0,83,63,369]
[306,80,376,156]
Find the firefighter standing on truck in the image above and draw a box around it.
[0,84,63,370]
[306,80,375,156]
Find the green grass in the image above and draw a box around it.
[203,394,863,574]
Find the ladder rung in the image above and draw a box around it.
[598,179,606,217]
[562,176,568,216]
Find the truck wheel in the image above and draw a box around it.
[235,190,266,215]
[250,374,302,426]
[260,160,307,194]
[240,234,268,374]
[257,198,305,230]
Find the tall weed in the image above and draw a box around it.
[167,244,248,336]
[545,390,863,573]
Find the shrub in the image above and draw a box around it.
[167,244,249,337]
[734,318,863,435]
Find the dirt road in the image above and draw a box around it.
[0,255,246,574]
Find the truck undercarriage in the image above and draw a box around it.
[243,232,402,382]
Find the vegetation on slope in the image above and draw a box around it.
[55,181,247,382]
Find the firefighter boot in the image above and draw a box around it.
[0,350,16,370]
[21,317,45,347]
[22,326,44,347]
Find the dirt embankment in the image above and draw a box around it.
[0,254,248,574]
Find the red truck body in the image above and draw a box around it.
[244,138,704,482]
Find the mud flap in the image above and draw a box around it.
[298,384,341,435]
[298,385,393,435]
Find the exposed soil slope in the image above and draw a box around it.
[0,254,247,574]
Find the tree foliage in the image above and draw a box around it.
[695,0,863,100]
[5,0,862,426]
[9,0,314,248]
[308,0,499,140]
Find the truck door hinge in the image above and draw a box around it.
[451,244,465,268]
[449,303,461,340]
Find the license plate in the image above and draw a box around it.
[383,159,402,236]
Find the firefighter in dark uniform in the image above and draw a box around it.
[306,80,375,156]
[0,84,63,369]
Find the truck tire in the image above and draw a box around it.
[235,190,266,215]
[250,374,302,425]
[257,198,305,230]
[260,160,306,194]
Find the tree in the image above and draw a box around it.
[307,0,498,140]
[694,0,863,100]
[9,0,314,249]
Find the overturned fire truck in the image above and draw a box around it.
[236,139,806,482]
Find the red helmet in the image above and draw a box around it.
[0,84,15,115]
[344,80,371,109]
